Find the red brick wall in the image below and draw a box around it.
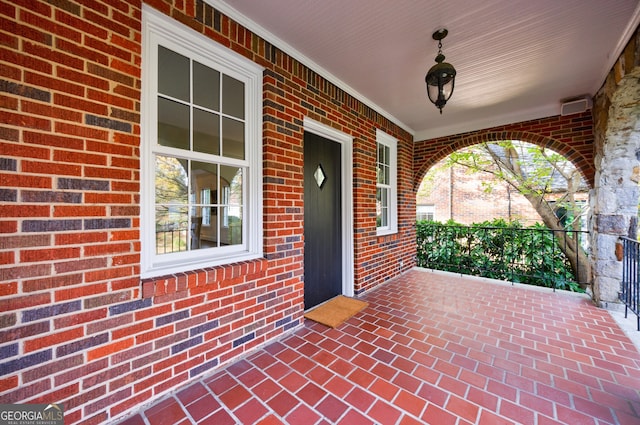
[414,113,595,190]
[0,0,415,422]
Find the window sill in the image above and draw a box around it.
[141,257,268,299]
[376,228,398,237]
[376,231,399,244]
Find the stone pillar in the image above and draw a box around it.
[591,68,640,305]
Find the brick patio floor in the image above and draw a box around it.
[117,269,640,425]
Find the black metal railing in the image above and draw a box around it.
[619,237,640,331]
[156,225,188,254]
[417,223,590,292]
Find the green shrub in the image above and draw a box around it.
[416,219,583,292]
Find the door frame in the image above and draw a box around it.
[303,116,354,297]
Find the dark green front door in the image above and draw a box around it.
[303,132,342,310]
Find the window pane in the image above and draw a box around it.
[193,61,220,110]
[378,187,389,210]
[192,162,217,249]
[383,162,389,184]
[191,161,218,200]
[222,74,244,119]
[384,145,390,182]
[158,46,189,101]
[221,166,243,206]
[155,206,188,254]
[158,97,190,150]
[155,155,188,205]
[208,206,220,247]
[193,108,220,155]
[376,187,388,227]
[220,165,243,246]
[377,143,390,185]
[221,206,242,246]
[378,143,385,164]
[377,162,389,185]
[222,117,244,159]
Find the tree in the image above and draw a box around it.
[442,141,592,289]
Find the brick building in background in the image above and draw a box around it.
[416,163,540,224]
[416,140,589,230]
[416,161,589,226]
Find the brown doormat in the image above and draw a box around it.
[304,295,369,328]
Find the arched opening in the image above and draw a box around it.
[414,122,595,192]
[416,140,591,292]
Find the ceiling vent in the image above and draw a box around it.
[560,96,592,116]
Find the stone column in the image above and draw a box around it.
[591,68,640,305]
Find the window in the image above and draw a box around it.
[141,7,263,278]
[417,205,435,221]
[376,129,397,235]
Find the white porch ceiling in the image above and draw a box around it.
[214,0,640,140]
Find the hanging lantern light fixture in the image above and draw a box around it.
[425,28,456,114]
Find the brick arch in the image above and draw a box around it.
[413,112,595,191]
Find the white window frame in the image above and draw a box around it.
[376,129,398,236]
[141,6,263,278]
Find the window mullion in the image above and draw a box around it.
[218,72,223,157]
[216,164,221,248]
